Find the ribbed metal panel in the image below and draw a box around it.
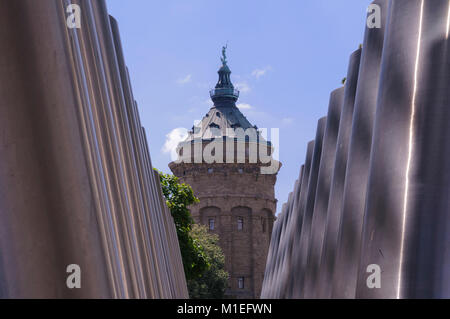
[295,117,327,298]
[356,0,450,299]
[0,0,188,298]
[263,0,450,300]
[331,0,389,299]
[261,141,313,299]
[304,88,344,298]
[289,141,315,298]
[326,48,361,298]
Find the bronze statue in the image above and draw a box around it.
[221,44,228,66]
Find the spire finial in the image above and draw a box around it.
[210,44,239,103]
[221,44,228,66]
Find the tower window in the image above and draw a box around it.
[238,277,244,289]
[209,218,215,230]
[237,217,244,231]
[208,168,214,174]
[238,168,243,174]
[262,219,266,233]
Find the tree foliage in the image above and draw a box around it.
[188,224,229,299]
[156,170,209,280]
[156,170,229,298]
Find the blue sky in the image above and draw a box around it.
[107,0,372,214]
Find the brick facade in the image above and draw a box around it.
[170,158,279,298]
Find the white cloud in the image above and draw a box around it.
[235,81,251,93]
[237,103,253,110]
[252,66,272,79]
[177,74,192,85]
[162,128,189,160]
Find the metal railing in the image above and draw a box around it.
[210,88,240,98]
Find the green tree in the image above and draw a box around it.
[188,224,229,299]
[156,170,209,280]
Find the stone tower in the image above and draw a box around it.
[169,48,280,299]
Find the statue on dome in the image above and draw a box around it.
[221,44,228,66]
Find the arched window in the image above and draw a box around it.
[237,217,244,231]
[261,209,274,234]
[209,218,215,230]
[231,207,251,232]
[200,206,221,231]
[238,277,245,289]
